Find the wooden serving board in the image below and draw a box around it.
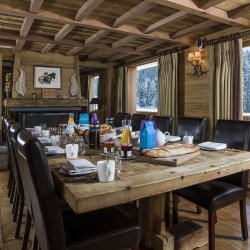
[139,151,200,166]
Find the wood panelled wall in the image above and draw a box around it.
[181,47,211,138]
[11,51,78,99]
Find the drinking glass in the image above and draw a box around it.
[122,119,132,132]
[74,137,86,155]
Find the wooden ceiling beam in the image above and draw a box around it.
[111,35,137,48]
[0,31,151,56]
[20,17,35,37]
[144,11,189,33]
[66,47,83,56]
[228,4,250,19]
[172,20,218,38]
[194,0,226,10]
[41,43,54,54]
[75,0,104,21]
[0,3,193,45]
[44,1,102,54]
[108,53,129,62]
[13,40,26,53]
[113,1,157,28]
[148,0,250,28]
[135,40,165,51]
[30,0,44,13]
[85,30,110,45]
[88,50,106,59]
[15,16,35,52]
[55,24,75,41]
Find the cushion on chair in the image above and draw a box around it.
[174,180,245,212]
[64,206,140,250]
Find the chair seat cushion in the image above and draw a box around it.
[174,180,245,212]
[64,205,140,250]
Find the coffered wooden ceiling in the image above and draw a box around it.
[0,0,250,63]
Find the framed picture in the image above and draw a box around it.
[34,66,61,89]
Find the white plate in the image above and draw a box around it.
[167,136,181,142]
[199,146,227,151]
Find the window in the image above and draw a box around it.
[243,46,250,114]
[136,61,158,112]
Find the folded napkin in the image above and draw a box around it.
[45,146,65,154]
[60,159,97,176]
[198,141,227,150]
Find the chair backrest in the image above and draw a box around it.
[17,129,66,250]
[131,114,148,131]
[214,120,250,150]
[113,112,130,127]
[213,119,250,189]
[152,116,173,134]
[3,117,17,178]
[9,123,24,197]
[176,117,207,143]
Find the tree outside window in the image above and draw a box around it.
[136,62,158,112]
[243,47,250,114]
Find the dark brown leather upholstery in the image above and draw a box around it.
[173,119,250,250]
[152,116,173,134]
[113,112,130,127]
[176,117,207,142]
[17,129,140,250]
[131,114,148,131]
[2,117,25,238]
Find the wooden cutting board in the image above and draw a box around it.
[139,151,200,166]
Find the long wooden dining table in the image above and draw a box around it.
[49,148,250,250]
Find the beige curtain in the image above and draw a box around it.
[209,39,243,137]
[111,65,128,115]
[158,52,178,128]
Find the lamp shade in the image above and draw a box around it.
[89,97,103,106]
[194,51,201,60]
[188,52,195,61]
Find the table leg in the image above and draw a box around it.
[139,193,174,250]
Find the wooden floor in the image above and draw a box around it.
[0,170,250,250]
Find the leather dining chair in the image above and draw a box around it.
[17,129,141,250]
[2,116,15,200]
[152,116,173,134]
[173,119,250,250]
[131,114,148,131]
[176,117,207,143]
[113,112,130,127]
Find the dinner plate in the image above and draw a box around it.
[167,136,181,142]
[45,146,65,155]
[199,146,226,151]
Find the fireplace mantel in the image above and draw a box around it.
[4,98,88,109]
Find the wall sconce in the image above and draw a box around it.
[188,50,208,77]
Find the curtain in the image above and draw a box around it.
[98,70,106,124]
[209,38,243,137]
[158,52,178,129]
[111,65,128,116]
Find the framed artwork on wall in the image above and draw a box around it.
[34,66,61,89]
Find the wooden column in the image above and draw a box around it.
[74,55,81,99]
[12,53,21,98]
[139,194,174,250]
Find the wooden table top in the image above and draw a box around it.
[49,148,250,214]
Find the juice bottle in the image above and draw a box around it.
[120,126,132,145]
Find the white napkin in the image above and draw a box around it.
[45,146,65,154]
[198,141,227,150]
[67,159,97,170]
